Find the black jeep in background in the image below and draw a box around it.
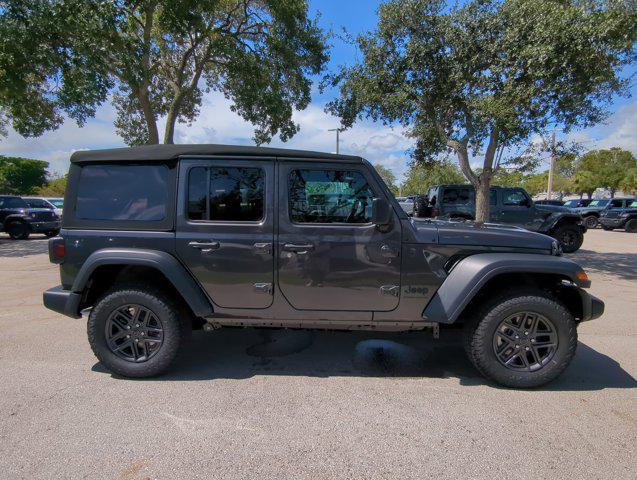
[0,195,61,239]
[572,198,611,229]
[43,145,604,388]
[599,198,637,232]
[420,185,586,253]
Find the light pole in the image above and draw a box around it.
[328,127,345,154]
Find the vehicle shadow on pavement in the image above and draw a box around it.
[567,249,637,281]
[0,237,49,257]
[92,329,637,391]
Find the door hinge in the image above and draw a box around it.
[253,283,273,294]
[380,285,400,297]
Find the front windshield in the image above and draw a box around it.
[49,199,64,208]
[0,197,28,209]
[589,199,609,207]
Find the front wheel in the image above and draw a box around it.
[624,219,637,233]
[87,286,187,378]
[6,221,30,240]
[464,290,577,388]
[45,229,60,238]
[583,215,598,229]
[552,224,583,253]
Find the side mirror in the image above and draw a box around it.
[372,197,392,226]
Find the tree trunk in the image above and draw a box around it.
[138,88,159,144]
[474,178,491,224]
[610,188,616,198]
[163,109,177,144]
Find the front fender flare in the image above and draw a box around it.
[72,248,213,318]
[422,253,589,324]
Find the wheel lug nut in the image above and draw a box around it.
[531,339,535,343]
[515,345,520,349]
[524,331,529,335]
[126,335,130,339]
[515,335,519,339]
[525,346,530,351]
[136,324,140,327]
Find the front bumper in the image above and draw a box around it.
[579,288,605,322]
[599,217,625,228]
[43,285,82,318]
[29,220,61,233]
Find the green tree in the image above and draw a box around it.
[401,158,466,195]
[574,148,637,197]
[326,0,636,222]
[0,0,328,145]
[374,164,399,195]
[37,175,68,196]
[522,171,572,198]
[0,156,48,194]
[493,170,525,188]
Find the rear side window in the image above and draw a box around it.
[288,169,375,224]
[442,188,472,205]
[76,164,169,221]
[187,166,264,222]
[502,189,529,207]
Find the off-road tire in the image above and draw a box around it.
[6,221,30,240]
[602,225,614,231]
[464,290,577,388]
[87,285,187,378]
[552,224,583,253]
[45,229,60,238]
[624,219,637,233]
[583,215,598,229]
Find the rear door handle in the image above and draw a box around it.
[188,241,220,253]
[282,243,315,254]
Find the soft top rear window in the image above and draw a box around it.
[76,164,170,221]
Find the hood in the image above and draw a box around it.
[536,203,573,213]
[412,219,555,251]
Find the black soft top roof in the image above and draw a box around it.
[70,144,362,163]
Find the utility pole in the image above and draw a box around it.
[547,130,556,200]
[328,127,345,154]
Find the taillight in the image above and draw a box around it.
[48,237,66,264]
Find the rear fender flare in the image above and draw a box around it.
[72,248,213,318]
[422,253,589,324]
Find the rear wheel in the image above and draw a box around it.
[602,225,614,231]
[45,229,60,238]
[87,286,187,378]
[583,215,598,229]
[464,290,577,388]
[552,224,583,253]
[624,219,637,233]
[6,221,30,240]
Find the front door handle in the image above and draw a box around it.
[188,241,220,253]
[282,243,315,254]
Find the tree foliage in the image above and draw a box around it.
[326,0,637,222]
[574,148,637,197]
[401,158,466,195]
[37,175,68,196]
[0,0,328,145]
[0,156,48,195]
[374,163,399,195]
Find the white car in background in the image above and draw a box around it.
[22,197,64,217]
[396,195,415,215]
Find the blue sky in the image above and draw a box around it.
[2,0,635,181]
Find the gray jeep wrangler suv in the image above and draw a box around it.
[43,145,604,388]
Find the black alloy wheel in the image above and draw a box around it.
[492,311,558,372]
[105,304,164,362]
[583,216,598,229]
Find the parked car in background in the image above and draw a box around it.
[563,199,592,209]
[396,195,415,215]
[23,196,64,217]
[0,195,61,239]
[535,199,565,207]
[573,199,611,228]
[599,198,637,232]
[43,144,603,388]
[422,184,586,252]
